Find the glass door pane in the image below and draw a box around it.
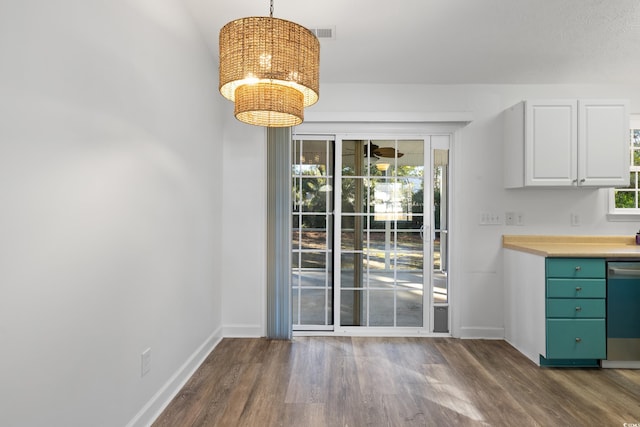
[291,139,334,330]
[433,149,449,305]
[339,139,425,328]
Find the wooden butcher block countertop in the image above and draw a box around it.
[502,235,640,258]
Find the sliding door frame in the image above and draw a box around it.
[292,121,462,337]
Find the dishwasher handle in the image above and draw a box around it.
[608,265,640,278]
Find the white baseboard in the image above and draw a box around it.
[223,324,264,337]
[458,326,505,339]
[126,327,223,427]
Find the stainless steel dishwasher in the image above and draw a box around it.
[602,262,640,368]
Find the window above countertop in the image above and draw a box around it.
[609,114,640,218]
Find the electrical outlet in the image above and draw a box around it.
[141,348,151,377]
[505,211,515,226]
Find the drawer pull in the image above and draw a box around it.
[575,266,581,271]
[575,337,582,343]
[575,286,582,292]
[575,306,582,311]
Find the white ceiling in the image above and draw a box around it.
[184,0,640,85]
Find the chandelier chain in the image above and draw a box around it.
[270,0,274,17]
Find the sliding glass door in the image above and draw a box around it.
[339,139,425,327]
[292,135,450,333]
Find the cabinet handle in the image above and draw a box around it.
[580,178,586,183]
[575,286,582,291]
[575,306,582,311]
[575,337,582,343]
[575,266,581,271]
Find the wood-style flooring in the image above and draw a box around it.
[153,337,640,426]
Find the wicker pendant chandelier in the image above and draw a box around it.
[219,0,320,127]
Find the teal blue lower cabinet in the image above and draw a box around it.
[546,319,606,359]
[546,279,606,298]
[546,299,605,318]
[546,258,605,279]
[544,258,606,367]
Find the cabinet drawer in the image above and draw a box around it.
[546,279,606,298]
[546,319,606,359]
[546,299,605,318]
[546,258,605,278]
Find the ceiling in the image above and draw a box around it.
[184,0,640,85]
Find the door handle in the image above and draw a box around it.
[420,225,430,241]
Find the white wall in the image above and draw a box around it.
[220,83,640,339]
[221,113,267,337]
[0,1,224,426]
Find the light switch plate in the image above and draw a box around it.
[570,213,580,226]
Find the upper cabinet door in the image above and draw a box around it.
[578,100,629,187]
[504,98,629,188]
[524,100,578,186]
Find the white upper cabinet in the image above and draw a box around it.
[504,99,629,188]
[578,100,630,186]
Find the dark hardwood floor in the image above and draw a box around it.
[153,337,640,426]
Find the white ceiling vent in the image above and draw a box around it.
[309,27,335,40]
